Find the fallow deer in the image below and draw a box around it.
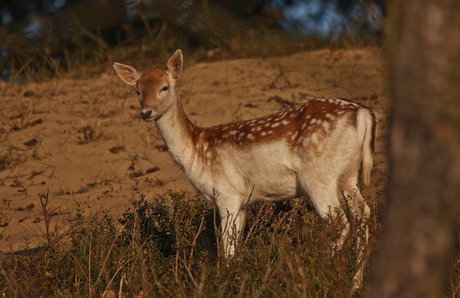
[113,49,376,287]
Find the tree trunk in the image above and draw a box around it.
[366,1,460,297]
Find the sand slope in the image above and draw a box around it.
[0,47,389,252]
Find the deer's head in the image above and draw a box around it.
[113,49,183,121]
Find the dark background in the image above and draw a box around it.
[0,0,384,82]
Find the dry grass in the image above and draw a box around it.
[0,162,459,297]
[0,190,383,297]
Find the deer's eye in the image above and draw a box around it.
[160,86,169,93]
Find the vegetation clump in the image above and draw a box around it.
[0,191,381,297]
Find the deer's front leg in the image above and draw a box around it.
[218,203,246,257]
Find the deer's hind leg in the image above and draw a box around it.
[340,170,371,245]
[300,174,350,251]
[340,170,371,290]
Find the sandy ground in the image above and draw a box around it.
[0,46,389,252]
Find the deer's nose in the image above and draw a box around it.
[140,109,152,120]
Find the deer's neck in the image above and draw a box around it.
[155,97,200,170]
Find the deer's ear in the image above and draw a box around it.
[167,49,183,80]
[113,63,141,85]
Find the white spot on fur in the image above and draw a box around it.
[247,133,254,140]
[311,118,317,124]
[223,133,228,138]
[301,122,307,130]
[257,126,262,131]
[268,130,273,134]
[272,123,280,128]
[322,121,330,132]
[203,142,209,151]
[291,131,298,140]
[261,132,267,136]
[265,123,270,127]
[207,151,212,158]
[318,142,324,152]
[311,133,318,145]
[282,120,289,125]
[229,131,237,135]
[317,119,322,125]
[303,137,309,146]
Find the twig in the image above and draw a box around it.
[189,213,206,260]
[94,224,126,289]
